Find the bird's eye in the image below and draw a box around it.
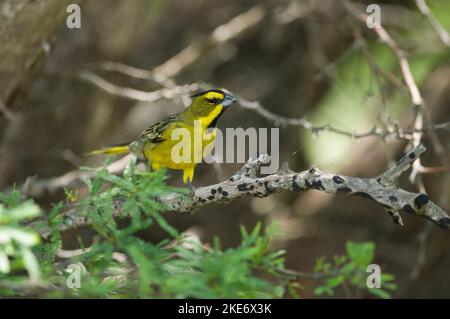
[207,98,215,104]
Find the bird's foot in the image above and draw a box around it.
[186,181,197,201]
[187,181,196,193]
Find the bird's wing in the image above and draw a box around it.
[138,114,181,144]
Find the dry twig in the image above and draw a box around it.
[78,69,450,140]
[415,0,450,47]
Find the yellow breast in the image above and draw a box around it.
[144,121,218,170]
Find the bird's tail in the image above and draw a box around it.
[88,143,130,156]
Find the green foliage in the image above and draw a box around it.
[159,222,286,298]
[0,190,42,290]
[314,241,396,299]
[0,161,397,299]
[0,160,294,298]
[78,158,183,239]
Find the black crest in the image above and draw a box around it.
[190,89,226,98]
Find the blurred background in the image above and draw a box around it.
[0,0,449,298]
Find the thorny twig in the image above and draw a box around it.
[79,68,450,140]
[77,2,449,144]
[350,23,404,92]
[342,1,423,107]
[344,3,450,276]
[343,1,424,177]
[343,1,449,183]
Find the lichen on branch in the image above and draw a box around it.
[50,144,449,238]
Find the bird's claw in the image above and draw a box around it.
[187,181,196,194]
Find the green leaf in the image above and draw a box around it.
[381,273,395,282]
[326,275,345,288]
[0,251,11,273]
[0,188,21,208]
[0,201,41,224]
[21,247,41,282]
[0,227,40,246]
[368,288,391,299]
[346,241,375,267]
[314,285,333,296]
[382,282,397,290]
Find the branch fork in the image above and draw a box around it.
[160,144,449,230]
[38,144,449,238]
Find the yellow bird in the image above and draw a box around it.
[90,89,237,183]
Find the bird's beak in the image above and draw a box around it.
[222,93,238,107]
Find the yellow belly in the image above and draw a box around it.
[143,126,217,181]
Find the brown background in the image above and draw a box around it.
[1,0,449,298]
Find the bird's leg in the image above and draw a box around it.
[182,167,195,192]
[187,180,196,192]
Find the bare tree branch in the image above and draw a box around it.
[342,1,449,194]
[37,144,449,238]
[343,1,423,107]
[97,61,176,88]
[22,154,134,197]
[350,24,404,91]
[78,70,201,102]
[153,6,266,78]
[77,69,450,141]
[415,0,450,48]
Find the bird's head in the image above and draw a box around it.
[189,89,237,116]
